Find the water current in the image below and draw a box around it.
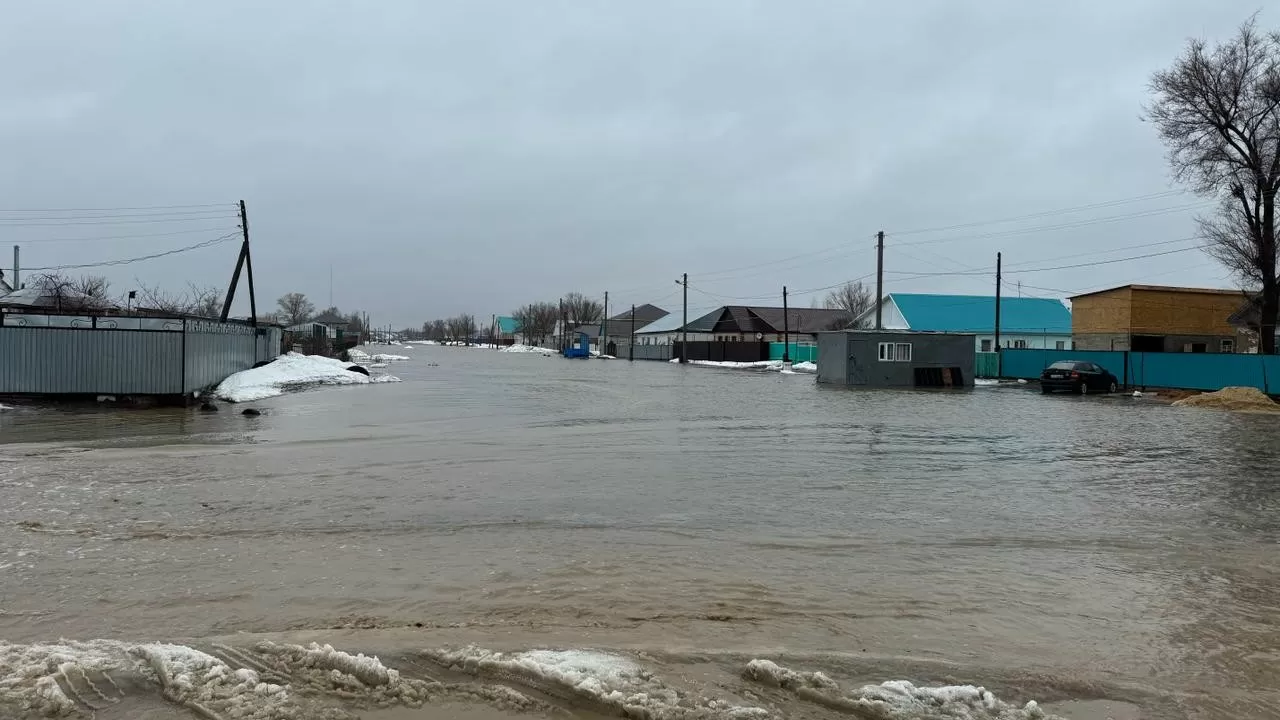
[1,346,1277,719]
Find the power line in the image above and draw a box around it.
[885,190,1190,237]
[0,213,238,228]
[892,202,1214,248]
[880,244,1208,277]
[17,225,241,244]
[27,232,240,272]
[0,202,235,213]
[0,208,240,221]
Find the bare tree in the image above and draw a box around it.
[511,305,535,343]
[822,280,874,317]
[563,292,603,327]
[1148,16,1280,353]
[445,314,477,343]
[276,292,316,326]
[186,284,223,318]
[530,302,560,345]
[71,275,113,311]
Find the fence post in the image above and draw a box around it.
[180,318,187,397]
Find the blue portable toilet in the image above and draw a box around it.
[563,331,591,358]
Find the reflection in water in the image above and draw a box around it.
[1,347,1278,718]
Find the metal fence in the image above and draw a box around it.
[612,343,673,361]
[999,347,1280,393]
[0,313,282,397]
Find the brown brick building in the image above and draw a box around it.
[1070,284,1248,353]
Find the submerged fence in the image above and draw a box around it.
[0,313,282,397]
[998,347,1280,393]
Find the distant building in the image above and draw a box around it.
[634,305,850,345]
[495,315,519,344]
[817,330,976,388]
[1070,284,1246,353]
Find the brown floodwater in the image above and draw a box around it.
[1,346,1277,719]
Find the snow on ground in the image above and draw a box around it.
[677,359,818,374]
[0,404,12,412]
[501,344,557,355]
[743,659,1055,720]
[214,352,400,403]
[974,378,1000,386]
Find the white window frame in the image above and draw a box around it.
[1055,340,1066,350]
[1221,338,1235,353]
[878,341,913,362]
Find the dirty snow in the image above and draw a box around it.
[744,659,1054,720]
[425,646,767,720]
[1172,386,1280,412]
[789,361,817,373]
[974,378,1000,386]
[501,344,556,355]
[215,352,400,402]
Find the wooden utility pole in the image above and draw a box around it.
[994,252,1003,376]
[782,286,790,363]
[629,303,636,361]
[874,230,885,330]
[219,200,259,326]
[678,273,688,363]
[601,291,609,355]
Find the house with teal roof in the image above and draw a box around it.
[495,315,520,344]
[851,293,1072,352]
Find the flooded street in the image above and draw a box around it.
[1,346,1278,719]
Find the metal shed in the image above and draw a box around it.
[817,330,975,388]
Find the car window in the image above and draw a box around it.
[1075,363,1095,372]
[1048,361,1075,370]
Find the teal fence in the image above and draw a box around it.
[768,342,818,363]
[999,348,1280,393]
[975,352,999,378]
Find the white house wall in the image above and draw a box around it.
[975,333,1072,352]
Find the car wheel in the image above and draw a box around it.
[1041,385,1052,394]
[1079,381,1088,395]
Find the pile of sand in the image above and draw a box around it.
[1172,386,1280,412]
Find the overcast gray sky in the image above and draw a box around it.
[0,1,1268,326]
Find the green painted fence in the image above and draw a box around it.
[768,343,818,363]
[975,352,1000,378]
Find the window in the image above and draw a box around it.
[1012,339,1028,349]
[980,339,992,352]
[1055,340,1066,350]
[1221,339,1235,353]
[878,341,912,362]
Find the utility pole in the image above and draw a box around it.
[601,291,609,355]
[11,245,18,290]
[994,252,1003,376]
[782,286,790,364]
[491,313,496,348]
[629,303,636,362]
[874,230,885,330]
[219,200,259,326]
[678,273,688,363]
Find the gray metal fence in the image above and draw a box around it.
[0,313,281,397]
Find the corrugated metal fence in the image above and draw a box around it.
[0,313,281,397]
[999,348,1280,393]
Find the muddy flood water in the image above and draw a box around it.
[1,345,1277,720]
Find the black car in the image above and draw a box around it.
[1039,361,1119,395]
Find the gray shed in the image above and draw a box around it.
[817,330,975,388]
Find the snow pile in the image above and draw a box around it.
[789,361,818,373]
[974,378,1000,386]
[1173,386,1280,412]
[743,659,1055,720]
[424,647,768,720]
[680,359,818,374]
[0,640,293,719]
[349,349,410,363]
[0,404,13,412]
[215,352,400,402]
[501,344,556,355]
[373,353,410,362]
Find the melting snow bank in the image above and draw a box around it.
[743,659,1057,720]
[974,378,1000,386]
[501,344,557,355]
[1172,386,1280,412]
[214,353,400,402]
[348,349,411,363]
[0,640,548,720]
[673,359,818,374]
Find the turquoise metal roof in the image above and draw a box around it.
[497,316,518,333]
[890,293,1071,334]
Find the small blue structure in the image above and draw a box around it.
[563,332,591,359]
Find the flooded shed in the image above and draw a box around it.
[817,330,975,388]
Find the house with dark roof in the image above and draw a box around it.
[633,305,850,345]
[851,293,1072,352]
